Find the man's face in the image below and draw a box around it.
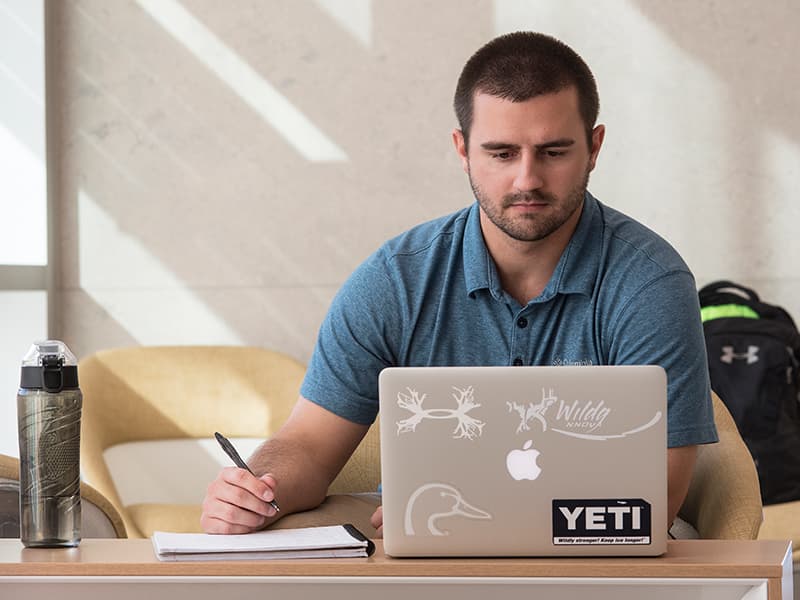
[453,87,604,244]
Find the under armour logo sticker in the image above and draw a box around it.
[396,386,485,440]
[720,345,759,364]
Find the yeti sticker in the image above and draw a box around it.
[552,498,652,545]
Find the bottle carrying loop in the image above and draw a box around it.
[42,355,64,393]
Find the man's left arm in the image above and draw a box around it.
[668,444,697,528]
[605,270,717,528]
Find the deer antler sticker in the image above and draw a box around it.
[507,387,558,433]
[507,387,662,441]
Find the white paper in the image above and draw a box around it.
[152,525,370,561]
[155,547,369,562]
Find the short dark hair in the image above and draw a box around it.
[454,31,599,149]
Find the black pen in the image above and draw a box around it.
[214,432,280,512]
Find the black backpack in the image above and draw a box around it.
[699,280,800,505]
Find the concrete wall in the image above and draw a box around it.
[48,0,800,363]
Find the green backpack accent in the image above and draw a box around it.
[700,304,760,323]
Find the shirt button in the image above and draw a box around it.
[513,357,524,366]
[516,317,528,329]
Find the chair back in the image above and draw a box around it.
[678,392,763,539]
[79,345,305,537]
[328,419,381,494]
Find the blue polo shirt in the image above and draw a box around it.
[301,193,718,448]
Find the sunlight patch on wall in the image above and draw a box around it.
[78,189,244,345]
[0,0,46,265]
[0,58,43,109]
[136,0,348,163]
[765,132,800,198]
[314,0,372,47]
[0,122,46,266]
[0,0,45,155]
[759,131,800,275]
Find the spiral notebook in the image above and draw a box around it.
[152,524,375,561]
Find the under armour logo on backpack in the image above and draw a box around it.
[720,345,760,365]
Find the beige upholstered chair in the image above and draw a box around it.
[79,345,381,538]
[0,454,126,539]
[676,392,763,539]
[79,346,305,537]
[328,419,380,495]
[758,501,800,592]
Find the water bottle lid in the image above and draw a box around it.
[19,340,79,392]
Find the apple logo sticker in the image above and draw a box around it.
[506,440,542,481]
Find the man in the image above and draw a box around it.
[201,31,717,536]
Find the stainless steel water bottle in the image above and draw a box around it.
[17,340,82,547]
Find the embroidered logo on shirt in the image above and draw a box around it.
[552,357,594,366]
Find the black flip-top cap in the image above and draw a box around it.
[20,355,79,392]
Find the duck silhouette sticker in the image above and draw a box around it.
[404,483,492,536]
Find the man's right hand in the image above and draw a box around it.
[200,467,279,534]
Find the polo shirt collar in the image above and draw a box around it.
[462,193,601,302]
[541,192,601,300]
[463,203,503,300]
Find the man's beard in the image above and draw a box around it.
[469,166,591,243]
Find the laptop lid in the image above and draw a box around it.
[379,365,667,557]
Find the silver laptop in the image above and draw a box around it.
[379,365,667,557]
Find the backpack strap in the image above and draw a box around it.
[699,280,761,306]
[699,280,800,340]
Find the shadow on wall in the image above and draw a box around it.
[630,0,799,290]
[632,0,799,145]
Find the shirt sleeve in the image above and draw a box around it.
[606,270,719,448]
[300,249,402,425]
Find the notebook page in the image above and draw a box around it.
[155,547,368,562]
[152,525,368,555]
